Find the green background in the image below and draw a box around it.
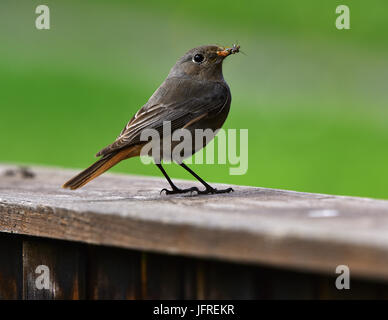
[1,0,388,198]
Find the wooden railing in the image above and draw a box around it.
[1,164,388,299]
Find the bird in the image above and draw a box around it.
[62,44,240,195]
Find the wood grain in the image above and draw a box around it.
[1,164,388,282]
[0,233,22,299]
[143,253,194,299]
[22,237,85,299]
[197,260,257,299]
[87,245,141,299]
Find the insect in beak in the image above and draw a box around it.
[217,44,240,57]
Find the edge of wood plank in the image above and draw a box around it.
[1,164,388,282]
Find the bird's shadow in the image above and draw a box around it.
[76,189,239,203]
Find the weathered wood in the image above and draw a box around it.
[143,253,194,299]
[87,245,141,299]
[0,233,22,299]
[316,275,388,299]
[1,164,388,282]
[1,233,388,300]
[264,268,318,299]
[197,260,257,299]
[22,237,85,299]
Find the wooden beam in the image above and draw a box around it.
[1,164,388,282]
[87,246,141,299]
[22,238,85,299]
[0,233,22,299]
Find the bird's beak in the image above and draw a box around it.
[217,45,240,57]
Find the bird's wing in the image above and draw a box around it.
[96,78,229,157]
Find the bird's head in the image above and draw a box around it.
[168,44,240,81]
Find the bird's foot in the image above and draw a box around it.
[160,186,199,195]
[198,187,234,195]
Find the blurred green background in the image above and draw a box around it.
[1,0,388,198]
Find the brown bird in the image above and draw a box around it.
[63,44,240,195]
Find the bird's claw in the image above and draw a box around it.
[160,186,234,196]
[198,187,234,195]
[160,186,200,195]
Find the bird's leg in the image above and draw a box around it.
[156,164,199,195]
[179,163,234,195]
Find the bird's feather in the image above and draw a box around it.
[96,78,229,157]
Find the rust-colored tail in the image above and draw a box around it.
[62,146,140,190]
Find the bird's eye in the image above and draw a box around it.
[193,53,204,63]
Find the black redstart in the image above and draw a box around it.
[63,44,240,194]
